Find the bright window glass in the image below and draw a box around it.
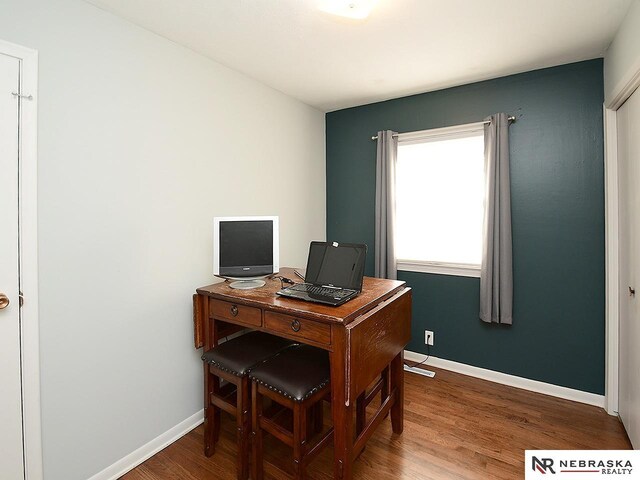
[396,131,484,268]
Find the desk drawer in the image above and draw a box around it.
[209,299,262,327]
[264,311,331,345]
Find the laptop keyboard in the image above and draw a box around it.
[287,283,353,299]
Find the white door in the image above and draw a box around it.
[0,52,25,479]
[618,86,640,449]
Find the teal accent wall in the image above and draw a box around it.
[326,60,605,394]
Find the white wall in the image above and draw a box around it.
[0,0,325,479]
[605,0,640,106]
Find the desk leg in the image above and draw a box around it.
[390,350,404,434]
[203,303,221,457]
[330,331,354,480]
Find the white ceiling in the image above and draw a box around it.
[85,0,633,112]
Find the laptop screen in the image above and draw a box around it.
[304,241,367,291]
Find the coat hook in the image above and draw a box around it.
[11,92,33,101]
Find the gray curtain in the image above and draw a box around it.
[480,113,513,324]
[375,130,398,280]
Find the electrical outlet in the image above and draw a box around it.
[425,330,434,346]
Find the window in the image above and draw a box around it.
[395,123,485,277]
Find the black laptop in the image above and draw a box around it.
[277,241,367,306]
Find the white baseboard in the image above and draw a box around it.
[404,350,605,408]
[87,409,204,480]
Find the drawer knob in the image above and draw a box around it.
[291,319,301,332]
[230,305,239,317]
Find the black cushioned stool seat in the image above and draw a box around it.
[249,344,330,401]
[250,344,333,480]
[201,331,295,480]
[202,331,295,377]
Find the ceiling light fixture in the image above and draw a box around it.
[318,0,379,20]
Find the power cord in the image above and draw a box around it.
[272,275,296,289]
[404,334,431,369]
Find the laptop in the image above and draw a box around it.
[277,241,367,306]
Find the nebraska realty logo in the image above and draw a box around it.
[525,451,640,479]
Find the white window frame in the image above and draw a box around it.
[395,121,486,278]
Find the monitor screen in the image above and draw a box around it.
[213,216,279,279]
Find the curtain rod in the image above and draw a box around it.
[370,115,516,141]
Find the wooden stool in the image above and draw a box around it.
[356,365,390,436]
[250,344,333,480]
[201,331,294,480]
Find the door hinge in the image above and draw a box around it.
[19,291,24,307]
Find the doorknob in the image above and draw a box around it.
[0,293,9,309]
[630,286,636,298]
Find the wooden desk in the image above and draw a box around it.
[194,268,412,480]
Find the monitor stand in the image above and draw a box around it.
[229,279,266,290]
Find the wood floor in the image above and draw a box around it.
[121,366,630,480]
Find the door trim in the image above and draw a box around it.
[0,39,41,480]
[604,106,619,415]
[605,57,640,418]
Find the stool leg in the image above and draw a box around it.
[355,392,366,437]
[213,378,221,443]
[313,401,324,435]
[236,376,250,480]
[382,366,390,420]
[204,367,220,456]
[306,401,323,437]
[251,382,264,480]
[293,402,307,480]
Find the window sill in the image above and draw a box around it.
[397,260,481,278]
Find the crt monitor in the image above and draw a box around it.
[213,216,279,289]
